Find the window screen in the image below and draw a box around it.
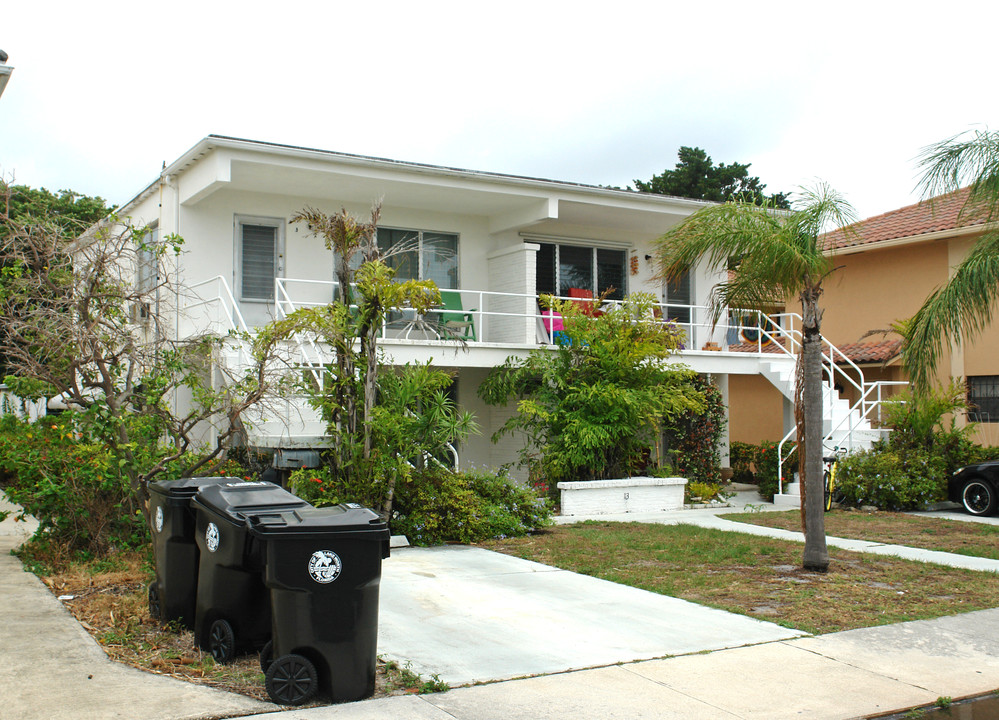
[968,376,999,422]
[241,224,276,301]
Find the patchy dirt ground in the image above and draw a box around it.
[41,553,440,704]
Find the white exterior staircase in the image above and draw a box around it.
[754,320,904,508]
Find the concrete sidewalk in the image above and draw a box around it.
[250,608,999,719]
[0,494,278,720]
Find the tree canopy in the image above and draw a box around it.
[903,128,999,391]
[634,146,790,209]
[1,183,112,238]
[653,184,857,572]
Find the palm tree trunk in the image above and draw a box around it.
[800,289,830,572]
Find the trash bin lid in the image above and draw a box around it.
[248,503,388,539]
[148,476,232,500]
[191,481,311,521]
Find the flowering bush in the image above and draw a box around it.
[0,414,147,559]
[753,440,797,501]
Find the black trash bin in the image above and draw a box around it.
[248,503,390,706]
[191,481,311,664]
[147,476,232,627]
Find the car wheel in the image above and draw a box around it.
[961,478,997,516]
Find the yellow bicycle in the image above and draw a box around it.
[822,447,846,512]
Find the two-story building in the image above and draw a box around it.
[117,135,880,479]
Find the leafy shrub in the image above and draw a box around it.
[662,374,726,483]
[479,293,702,486]
[729,441,756,483]
[832,383,981,511]
[834,444,947,510]
[685,480,726,503]
[392,468,553,546]
[290,465,553,546]
[0,414,147,557]
[754,440,797,501]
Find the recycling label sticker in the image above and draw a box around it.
[308,550,342,584]
[205,522,220,553]
[154,506,164,533]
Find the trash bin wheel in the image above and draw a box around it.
[208,619,236,664]
[265,653,318,706]
[148,582,161,621]
[259,640,273,673]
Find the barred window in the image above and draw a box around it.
[968,376,999,422]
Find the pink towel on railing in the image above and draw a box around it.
[542,310,563,333]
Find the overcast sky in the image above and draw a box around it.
[3,1,998,221]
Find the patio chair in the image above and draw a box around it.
[436,289,476,341]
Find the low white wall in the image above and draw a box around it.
[557,476,687,516]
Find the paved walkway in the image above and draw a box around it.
[3,489,999,719]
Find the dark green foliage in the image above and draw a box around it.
[1,183,112,239]
[835,445,947,510]
[391,468,553,546]
[292,465,553,546]
[0,414,147,558]
[729,441,756,483]
[834,383,979,510]
[633,146,790,209]
[661,374,725,483]
[478,293,704,487]
[754,440,798,501]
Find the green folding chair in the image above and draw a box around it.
[437,289,476,341]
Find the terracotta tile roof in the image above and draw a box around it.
[820,187,987,251]
[727,340,788,354]
[832,339,903,364]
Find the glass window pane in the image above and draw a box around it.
[377,228,419,282]
[666,269,691,324]
[558,245,593,297]
[422,232,458,289]
[969,376,999,422]
[596,248,625,301]
[535,243,556,296]
[242,224,276,300]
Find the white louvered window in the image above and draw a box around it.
[235,217,284,302]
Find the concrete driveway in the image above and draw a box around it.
[376,545,803,686]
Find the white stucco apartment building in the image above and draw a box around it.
[116,135,882,485]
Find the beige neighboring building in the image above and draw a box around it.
[729,187,999,448]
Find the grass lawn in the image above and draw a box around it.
[724,509,999,560]
[482,521,999,635]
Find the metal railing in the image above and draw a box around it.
[178,277,904,478]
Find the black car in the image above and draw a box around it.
[948,461,999,516]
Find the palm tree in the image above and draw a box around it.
[904,128,999,391]
[653,184,857,572]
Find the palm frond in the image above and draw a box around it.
[653,183,852,314]
[903,229,999,390]
[917,127,999,224]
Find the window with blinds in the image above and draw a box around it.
[240,223,277,301]
[665,270,691,324]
